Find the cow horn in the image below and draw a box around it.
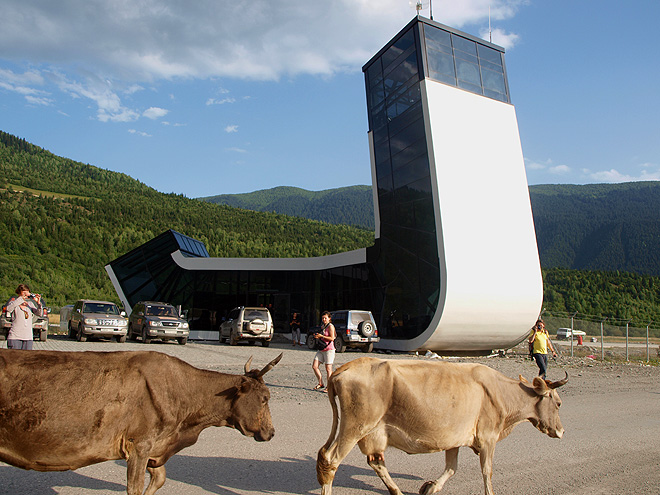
[256,353,283,378]
[549,371,569,389]
[244,356,254,374]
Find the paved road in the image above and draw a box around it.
[0,336,658,494]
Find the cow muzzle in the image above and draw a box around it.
[254,427,275,442]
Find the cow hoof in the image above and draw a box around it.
[419,481,439,495]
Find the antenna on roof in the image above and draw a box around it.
[489,6,492,42]
[409,0,431,19]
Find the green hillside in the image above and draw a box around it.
[200,185,375,230]
[0,131,374,308]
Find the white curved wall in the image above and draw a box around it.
[381,80,543,352]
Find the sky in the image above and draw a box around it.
[0,0,658,197]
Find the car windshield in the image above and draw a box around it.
[245,309,269,321]
[83,303,119,315]
[146,305,177,317]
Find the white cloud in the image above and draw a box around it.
[589,166,660,183]
[480,27,520,50]
[226,147,247,153]
[224,125,239,133]
[142,106,169,119]
[549,164,570,174]
[207,97,236,105]
[128,129,151,137]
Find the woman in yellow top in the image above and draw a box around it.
[528,319,557,379]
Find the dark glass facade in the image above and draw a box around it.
[107,17,511,343]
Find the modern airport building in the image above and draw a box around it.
[106,16,542,352]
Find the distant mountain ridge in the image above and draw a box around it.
[201,181,660,276]
[200,185,375,229]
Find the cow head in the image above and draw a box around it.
[227,353,283,442]
[519,372,568,439]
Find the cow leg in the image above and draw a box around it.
[144,465,166,495]
[317,436,362,495]
[478,445,495,495]
[126,455,149,495]
[366,452,403,495]
[419,447,459,495]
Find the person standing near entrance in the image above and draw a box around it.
[312,311,336,391]
[6,284,41,350]
[290,312,301,346]
[528,318,557,379]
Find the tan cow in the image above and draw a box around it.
[0,349,282,495]
[317,357,567,495]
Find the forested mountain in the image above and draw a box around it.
[202,182,660,276]
[200,185,375,230]
[0,131,373,308]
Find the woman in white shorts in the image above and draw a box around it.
[312,311,336,391]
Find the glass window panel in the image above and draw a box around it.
[477,45,502,66]
[373,124,388,145]
[484,88,508,102]
[391,137,427,171]
[377,173,394,194]
[369,81,385,107]
[374,139,391,167]
[456,59,481,86]
[392,154,428,189]
[427,49,456,81]
[480,59,503,73]
[452,35,477,56]
[367,59,383,88]
[375,156,391,179]
[395,203,416,230]
[481,68,506,94]
[414,197,436,234]
[396,176,432,203]
[382,29,416,69]
[457,80,482,95]
[383,51,419,100]
[429,70,458,87]
[388,99,422,136]
[425,25,451,48]
[370,104,387,130]
[386,82,421,121]
[389,117,425,156]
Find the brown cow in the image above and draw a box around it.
[0,349,282,495]
[317,357,567,495]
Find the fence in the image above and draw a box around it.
[541,311,659,362]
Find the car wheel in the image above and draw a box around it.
[77,327,87,342]
[178,337,187,345]
[261,340,270,347]
[117,335,126,343]
[358,321,375,338]
[142,326,152,344]
[334,335,346,353]
[68,323,75,339]
[306,334,316,350]
[361,342,374,353]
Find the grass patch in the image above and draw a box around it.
[5,184,93,201]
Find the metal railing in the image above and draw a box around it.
[540,310,659,362]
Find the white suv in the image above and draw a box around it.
[220,307,273,347]
[307,310,379,353]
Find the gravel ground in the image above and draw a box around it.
[0,335,658,494]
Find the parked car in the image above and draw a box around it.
[556,327,586,340]
[220,306,273,347]
[128,301,189,345]
[68,299,128,342]
[1,295,49,342]
[306,310,379,353]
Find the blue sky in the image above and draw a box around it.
[1,1,658,197]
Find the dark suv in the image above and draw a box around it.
[1,295,49,342]
[306,310,379,353]
[128,301,190,345]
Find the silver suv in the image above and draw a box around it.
[68,299,128,342]
[128,301,190,345]
[1,295,49,342]
[220,306,273,347]
[307,310,379,353]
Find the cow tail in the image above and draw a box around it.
[321,376,340,451]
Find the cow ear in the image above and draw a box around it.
[532,377,551,397]
[519,374,529,384]
[216,386,239,399]
[239,377,252,394]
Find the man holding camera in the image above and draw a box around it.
[6,284,42,350]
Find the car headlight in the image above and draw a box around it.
[148,319,163,327]
[181,322,189,329]
[84,318,98,325]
